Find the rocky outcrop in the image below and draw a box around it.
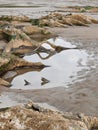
[0,15,75,87]
[0,102,98,130]
[0,53,46,86]
[64,6,98,13]
[0,78,11,86]
[0,15,30,22]
[34,13,98,27]
[1,25,59,55]
[0,53,46,74]
[0,13,96,87]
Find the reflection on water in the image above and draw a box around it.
[11,37,89,90]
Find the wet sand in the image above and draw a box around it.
[0,0,98,117]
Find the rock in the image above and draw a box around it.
[0,78,11,87]
[22,25,54,42]
[0,53,46,86]
[80,8,86,12]
[0,53,46,75]
[2,25,55,55]
[0,19,71,88]
[1,25,41,55]
[0,40,7,52]
[63,6,98,13]
[35,12,98,27]
[2,71,17,79]
[0,14,80,88]
[65,14,93,24]
[0,102,98,130]
[22,25,49,35]
[0,15,30,22]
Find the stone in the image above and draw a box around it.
[0,102,98,130]
[35,13,98,27]
[0,78,10,86]
[0,53,46,86]
[0,15,30,22]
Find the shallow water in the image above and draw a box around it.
[0,94,19,108]
[10,37,90,90]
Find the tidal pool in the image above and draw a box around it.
[11,37,90,90]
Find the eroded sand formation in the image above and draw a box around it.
[0,15,77,86]
[61,6,98,13]
[34,13,98,27]
[0,13,98,86]
[0,102,98,130]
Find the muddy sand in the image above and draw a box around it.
[0,23,98,116]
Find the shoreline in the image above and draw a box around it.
[0,7,98,117]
